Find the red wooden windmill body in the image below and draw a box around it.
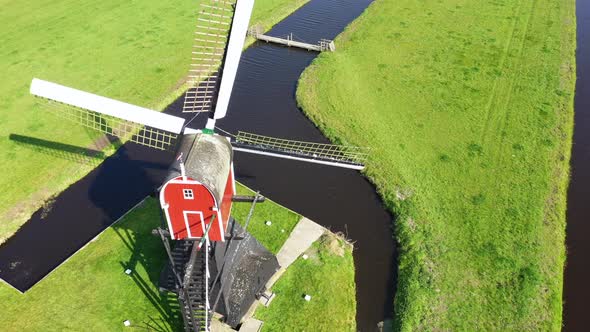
[159,134,236,242]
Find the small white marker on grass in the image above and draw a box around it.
[123,320,131,327]
[302,254,309,260]
[265,220,272,226]
[304,294,312,302]
[125,269,132,275]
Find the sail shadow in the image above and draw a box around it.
[9,133,108,166]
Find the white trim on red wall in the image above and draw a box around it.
[230,162,236,195]
[159,175,223,241]
[159,182,176,240]
[216,210,225,242]
[183,211,205,238]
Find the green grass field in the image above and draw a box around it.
[0,0,309,243]
[233,186,301,254]
[255,234,356,331]
[0,198,182,331]
[237,186,356,331]
[0,185,354,330]
[298,0,576,330]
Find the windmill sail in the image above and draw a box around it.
[212,0,254,120]
[231,131,369,170]
[183,0,255,123]
[30,78,186,150]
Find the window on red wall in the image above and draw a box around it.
[183,189,194,200]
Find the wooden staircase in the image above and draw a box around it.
[159,239,212,332]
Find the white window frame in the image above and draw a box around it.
[183,189,194,200]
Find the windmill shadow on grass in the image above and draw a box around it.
[9,133,183,328]
[0,128,173,294]
[9,133,108,167]
[8,131,172,226]
[112,205,184,331]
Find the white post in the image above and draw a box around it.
[205,237,210,331]
[180,162,187,180]
[205,118,216,131]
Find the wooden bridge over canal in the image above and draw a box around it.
[248,26,335,52]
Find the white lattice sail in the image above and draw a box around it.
[232,131,369,170]
[183,0,255,121]
[30,78,185,150]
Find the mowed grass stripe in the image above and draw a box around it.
[298,0,575,330]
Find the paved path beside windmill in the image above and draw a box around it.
[266,217,325,288]
[277,217,326,266]
[216,216,328,331]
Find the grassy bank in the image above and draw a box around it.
[298,0,576,330]
[0,198,181,331]
[0,184,354,330]
[255,234,356,331]
[0,0,309,243]
[233,186,301,254]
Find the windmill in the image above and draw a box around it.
[28,0,367,330]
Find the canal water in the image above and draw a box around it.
[0,0,394,330]
[563,1,589,331]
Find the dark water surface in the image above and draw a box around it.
[0,0,395,329]
[563,1,590,331]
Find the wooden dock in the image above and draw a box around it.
[248,27,335,52]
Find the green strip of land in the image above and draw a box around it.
[255,234,356,331]
[0,0,309,243]
[298,0,576,330]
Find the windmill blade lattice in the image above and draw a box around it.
[233,131,369,167]
[183,0,238,114]
[39,100,179,151]
[30,78,184,151]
